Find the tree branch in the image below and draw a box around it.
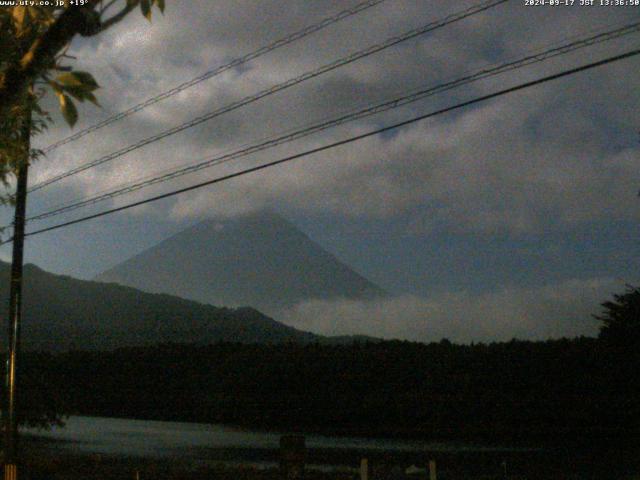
[97,1,139,33]
[100,0,121,15]
[0,0,102,118]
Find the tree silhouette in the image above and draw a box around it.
[594,285,640,347]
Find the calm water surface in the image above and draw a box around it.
[26,415,526,465]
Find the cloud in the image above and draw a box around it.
[0,250,11,264]
[278,277,629,343]
[22,0,640,237]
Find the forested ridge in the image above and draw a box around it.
[18,336,639,445]
[0,262,320,351]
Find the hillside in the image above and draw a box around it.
[0,262,319,351]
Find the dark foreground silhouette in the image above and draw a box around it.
[16,335,640,446]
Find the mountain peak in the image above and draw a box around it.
[96,210,386,315]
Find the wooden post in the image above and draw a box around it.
[360,458,368,480]
[280,435,306,479]
[3,95,31,480]
[429,460,437,480]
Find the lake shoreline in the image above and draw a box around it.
[50,410,604,449]
[21,421,640,479]
[18,437,640,480]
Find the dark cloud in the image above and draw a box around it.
[27,0,636,230]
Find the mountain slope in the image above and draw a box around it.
[0,262,319,351]
[96,211,386,315]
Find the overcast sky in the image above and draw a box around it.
[1,0,639,342]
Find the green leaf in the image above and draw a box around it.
[26,7,40,22]
[155,0,165,14]
[48,81,63,95]
[55,73,83,88]
[56,71,99,90]
[59,94,78,127]
[12,7,26,31]
[84,92,100,107]
[140,0,152,21]
[63,86,87,102]
[70,71,99,90]
[63,86,100,107]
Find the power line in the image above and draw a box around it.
[40,0,390,154]
[28,0,508,193]
[10,47,638,244]
[34,16,638,221]
[25,21,640,223]
[32,0,506,191]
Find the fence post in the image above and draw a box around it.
[280,435,306,479]
[360,458,368,480]
[429,459,437,480]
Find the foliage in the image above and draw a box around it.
[0,0,166,426]
[19,352,68,429]
[0,0,165,203]
[594,285,640,347]
[20,337,639,445]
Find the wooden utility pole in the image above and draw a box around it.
[3,100,31,480]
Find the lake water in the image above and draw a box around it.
[26,416,527,467]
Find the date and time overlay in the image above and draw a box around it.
[0,0,639,7]
[525,0,639,6]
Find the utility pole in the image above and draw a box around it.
[3,97,31,480]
